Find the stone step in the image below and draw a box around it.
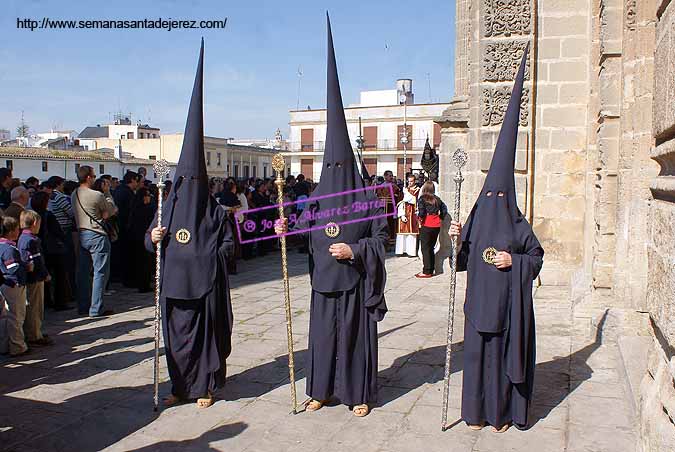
[617,335,652,414]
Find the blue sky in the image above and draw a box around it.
[2,0,455,139]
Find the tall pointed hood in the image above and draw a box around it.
[476,43,529,220]
[305,13,375,294]
[170,38,208,215]
[160,39,222,300]
[460,44,531,334]
[312,12,365,198]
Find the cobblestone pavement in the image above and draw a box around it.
[0,250,638,451]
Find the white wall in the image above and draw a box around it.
[4,157,176,183]
[359,90,398,107]
[108,124,139,140]
[5,158,122,181]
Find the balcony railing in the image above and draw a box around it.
[290,139,434,152]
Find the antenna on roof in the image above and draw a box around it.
[426,72,432,103]
[296,66,303,111]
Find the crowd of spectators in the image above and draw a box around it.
[0,163,425,357]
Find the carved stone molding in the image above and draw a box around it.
[483,0,531,38]
[481,86,530,126]
[483,40,531,82]
[626,0,637,31]
[651,140,675,202]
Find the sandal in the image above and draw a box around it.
[353,404,370,417]
[163,394,185,407]
[197,393,215,409]
[468,422,485,431]
[492,423,511,433]
[305,399,328,412]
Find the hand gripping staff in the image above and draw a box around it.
[152,159,170,411]
[441,148,467,430]
[272,153,299,414]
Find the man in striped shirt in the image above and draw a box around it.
[46,176,73,232]
[46,176,76,299]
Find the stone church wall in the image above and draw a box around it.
[437,0,675,449]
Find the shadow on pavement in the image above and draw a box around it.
[132,422,248,452]
[1,319,153,395]
[221,323,459,410]
[530,309,609,428]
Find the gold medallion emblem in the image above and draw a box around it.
[175,228,191,244]
[482,247,498,265]
[324,222,340,238]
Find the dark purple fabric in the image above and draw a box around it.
[157,40,221,300]
[460,45,533,334]
[306,14,375,294]
[162,232,234,399]
[456,44,545,429]
[347,213,389,322]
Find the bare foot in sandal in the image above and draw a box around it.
[305,399,328,412]
[197,392,215,409]
[492,423,511,433]
[353,404,369,417]
[468,422,485,431]
[163,394,184,407]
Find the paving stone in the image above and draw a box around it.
[569,395,635,429]
[473,426,565,451]
[567,424,638,452]
[381,431,477,452]
[0,252,639,452]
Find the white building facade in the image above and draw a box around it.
[0,147,176,183]
[285,81,449,181]
[73,133,276,180]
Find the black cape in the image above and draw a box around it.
[145,40,234,399]
[457,44,544,428]
[295,14,388,405]
[160,40,221,301]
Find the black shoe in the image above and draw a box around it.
[90,309,115,318]
[28,337,54,347]
[10,348,31,358]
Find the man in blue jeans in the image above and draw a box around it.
[71,166,117,317]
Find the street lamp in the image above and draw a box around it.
[400,93,409,176]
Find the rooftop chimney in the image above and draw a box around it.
[114,138,122,159]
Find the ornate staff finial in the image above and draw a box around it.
[441,147,468,431]
[271,151,298,414]
[272,153,286,174]
[151,157,171,412]
[153,159,170,184]
[452,148,468,170]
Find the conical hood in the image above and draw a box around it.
[305,13,375,295]
[459,43,531,334]
[160,39,221,300]
[172,38,207,204]
[312,12,364,197]
[479,43,529,216]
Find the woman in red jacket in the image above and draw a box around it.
[415,181,448,278]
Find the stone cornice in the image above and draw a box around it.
[651,139,675,201]
[435,96,470,126]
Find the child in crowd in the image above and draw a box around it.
[19,210,52,347]
[0,216,30,356]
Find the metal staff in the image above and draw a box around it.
[152,159,171,411]
[441,148,468,431]
[272,153,298,414]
